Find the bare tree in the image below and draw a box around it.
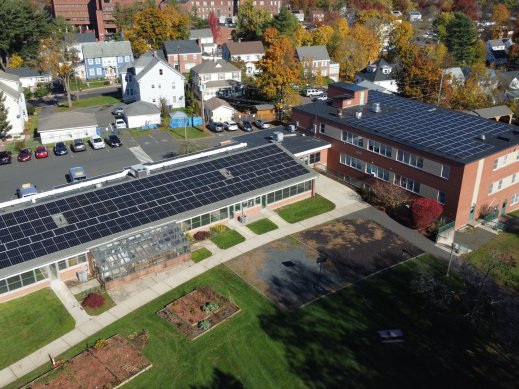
[370,180,410,210]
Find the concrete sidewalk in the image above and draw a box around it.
[0,176,443,387]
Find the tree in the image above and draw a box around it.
[124,5,190,55]
[8,54,24,68]
[160,97,169,127]
[0,91,12,138]
[0,0,50,70]
[236,0,272,41]
[294,26,313,47]
[453,0,480,20]
[490,3,511,39]
[271,5,300,36]
[433,12,455,42]
[312,26,334,46]
[411,198,443,229]
[208,11,220,44]
[113,0,156,31]
[445,13,480,65]
[386,20,414,63]
[189,6,208,29]
[370,181,410,210]
[509,44,519,70]
[448,63,493,110]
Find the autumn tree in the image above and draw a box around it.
[386,20,414,63]
[0,91,12,138]
[448,64,493,110]
[445,13,480,65]
[208,11,220,44]
[312,26,334,46]
[7,54,24,68]
[453,0,480,20]
[124,5,190,55]
[113,0,156,31]
[288,0,317,15]
[256,34,302,109]
[327,18,349,63]
[236,0,272,41]
[411,198,443,230]
[433,12,455,42]
[294,26,313,47]
[509,44,519,70]
[490,3,511,39]
[370,181,410,210]
[262,27,280,47]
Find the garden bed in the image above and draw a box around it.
[158,286,240,340]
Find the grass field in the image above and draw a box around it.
[9,257,517,389]
[246,219,278,235]
[0,288,74,370]
[169,126,210,140]
[276,194,335,223]
[2,138,42,153]
[74,290,116,316]
[57,94,121,111]
[191,247,212,263]
[211,228,246,249]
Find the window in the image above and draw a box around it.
[488,183,493,194]
[493,158,499,169]
[503,155,508,165]
[341,131,364,148]
[96,68,102,75]
[87,58,93,65]
[438,191,446,204]
[58,260,67,271]
[218,73,224,80]
[159,69,163,75]
[172,82,176,89]
[152,84,155,88]
[396,150,423,169]
[233,72,240,79]
[117,56,123,63]
[152,98,156,103]
[512,173,517,184]
[158,83,161,89]
[498,179,503,190]
[441,164,450,179]
[319,123,325,134]
[89,69,95,76]
[512,193,519,205]
[124,55,130,62]
[368,140,392,157]
[309,152,320,164]
[366,163,389,181]
[340,153,362,170]
[394,175,421,193]
[95,58,101,64]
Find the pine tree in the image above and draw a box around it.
[0,91,12,138]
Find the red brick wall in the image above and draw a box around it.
[0,280,51,303]
[59,262,90,282]
[167,54,202,73]
[267,191,312,210]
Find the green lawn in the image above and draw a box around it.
[463,231,519,292]
[192,247,213,263]
[246,219,278,235]
[9,257,517,389]
[508,209,519,217]
[57,94,121,111]
[169,126,210,140]
[276,194,336,223]
[210,228,246,249]
[74,290,116,316]
[0,288,74,370]
[127,128,154,137]
[2,138,42,153]
[28,107,42,133]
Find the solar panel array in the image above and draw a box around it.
[0,145,311,271]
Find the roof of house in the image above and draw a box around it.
[82,41,133,59]
[488,39,505,47]
[253,104,275,111]
[296,45,330,61]
[355,58,395,83]
[124,101,160,116]
[205,97,234,111]
[224,41,265,56]
[205,80,241,89]
[293,84,519,163]
[189,29,213,40]
[38,111,97,132]
[191,59,239,74]
[121,52,184,81]
[0,81,21,99]
[444,67,465,82]
[355,80,392,94]
[470,105,514,119]
[499,70,519,86]
[72,32,96,44]
[0,70,20,82]
[163,39,201,55]
[5,67,50,78]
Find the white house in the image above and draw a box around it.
[292,10,304,22]
[0,71,28,138]
[222,41,265,76]
[189,29,217,56]
[204,97,236,122]
[5,67,52,91]
[407,11,422,22]
[124,101,161,128]
[354,58,398,93]
[444,67,466,85]
[120,52,185,109]
[191,60,243,101]
[486,39,511,66]
[38,111,97,144]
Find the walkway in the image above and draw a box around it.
[0,176,447,387]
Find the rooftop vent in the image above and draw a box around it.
[355,111,362,119]
[371,102,381,113]
[476,134,486,141]
[271,131,284,143]
[219,168,233,179]
[51,213,69,228]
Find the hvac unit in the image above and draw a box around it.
[129,164,149,178]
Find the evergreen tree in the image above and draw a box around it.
[0,91,12,138]
[236,0,272,41]
[445,13,480,65]
[271,5,300,37]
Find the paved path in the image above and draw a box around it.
[50,280,90,326]
[0,176,449,387]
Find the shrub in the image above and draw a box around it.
[82,292,105,308]
[26,103,36,116]
[103,80,111,85]
[198,319,211,331]
[210,224,227,234]
[202,302,219,313]
[94,338,108,349]
[478,203,494,219]
[14,140,26,152]
[411,198,443,230]
[194,230,211,241]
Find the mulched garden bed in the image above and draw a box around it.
[158,286,240,340]
[24,334,152,388]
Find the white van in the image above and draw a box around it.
[69,167,87,182]
[303,88,323,97]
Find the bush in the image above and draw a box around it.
[202,302,219,313]
[26,103,35,116]
[82,292,105,308]
[198,319,211,331]
[14,140,26,152]
[103,80,111,85]
[194,230,211,241]
[210,224,227,234]
[411,198,443,230]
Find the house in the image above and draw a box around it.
[0,71,28,138]
[5,67,52,91]
[189,29,217,56]
[120,52,185,109]
[163,40,202,73]
[499,70,519,100]
[296,45,340,82]
[292,82,519,229]
[124,101,161,129]
[204,97,236,122]
[191,59,242,100]
[356,79,392,94]
[66,32,96,61]
[38,111,97,144]
[407,11,422,22]
[354,59,398,93]
[486,39,509,66]
[82,41,133,80]
[292,10,304,22]
[462,67,498,92]
[444,67,465,85]
[252,104,276,121]
[222,41,265,76]
[309,10,325,23]
[467,105,513,124]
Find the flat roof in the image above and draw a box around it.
[293,90,519,163]
[0,144,317,279]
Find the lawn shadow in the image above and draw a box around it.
[190,368,244,389]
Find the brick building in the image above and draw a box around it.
[177,0,282,20]
[292,82,519,229]
[163,40,203,73]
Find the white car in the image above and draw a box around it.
[223,121,239,131]
[114,118,127,129]
[255,120,270,129]
[90,135,105,150]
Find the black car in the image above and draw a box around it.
[239,120,253,132]
[207,122,224,132]
[0,151,12,165]
[106,134,122,147]
[53,142,68,156]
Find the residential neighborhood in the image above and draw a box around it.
[0,0,518,388]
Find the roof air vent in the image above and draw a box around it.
[476,134,486,141]
[371,102,381,113]
[355,111,362,119]
[219,168,233,179]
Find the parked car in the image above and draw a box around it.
[34,146,48,159]
[90,135,106,150]
[114,118,127,129]
[112,106,124,116]
[223,121,239,131]
[254,119,270,129]
[207,122,224,132]
[106,134,122,147]
[72,138,86,152]
[303,88,323,97]
[53,142,68,156]
[312,93,328,101]
[69,166,87,182]
[0,151,12,165]
[17,148,32,162]
[238,120,253,132]
[17,183,37,198]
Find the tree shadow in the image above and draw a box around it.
[190,368,244,389]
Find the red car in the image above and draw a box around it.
[35,146,49,159]
[17,148,32,162]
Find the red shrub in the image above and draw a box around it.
[194,230,211,241]
[82,292,105,308]
[411,198,443,230]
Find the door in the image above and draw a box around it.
[48,263,58,280]
[229,205,234,219]
[468,205,476,222]
[501,200,507,216]
[261,195,267,209]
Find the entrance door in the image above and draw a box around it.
[501,200,507,216]
[229,205,234,219]
[468,205,476,222]
[48,263,58,280]
[261,195,267,209]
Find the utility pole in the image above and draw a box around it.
[436,69,445,107]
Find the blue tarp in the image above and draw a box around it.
[142,123,158,130]
[169,112,203,128]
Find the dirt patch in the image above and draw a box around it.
[25,334,152,388]
[158,286,240,340]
